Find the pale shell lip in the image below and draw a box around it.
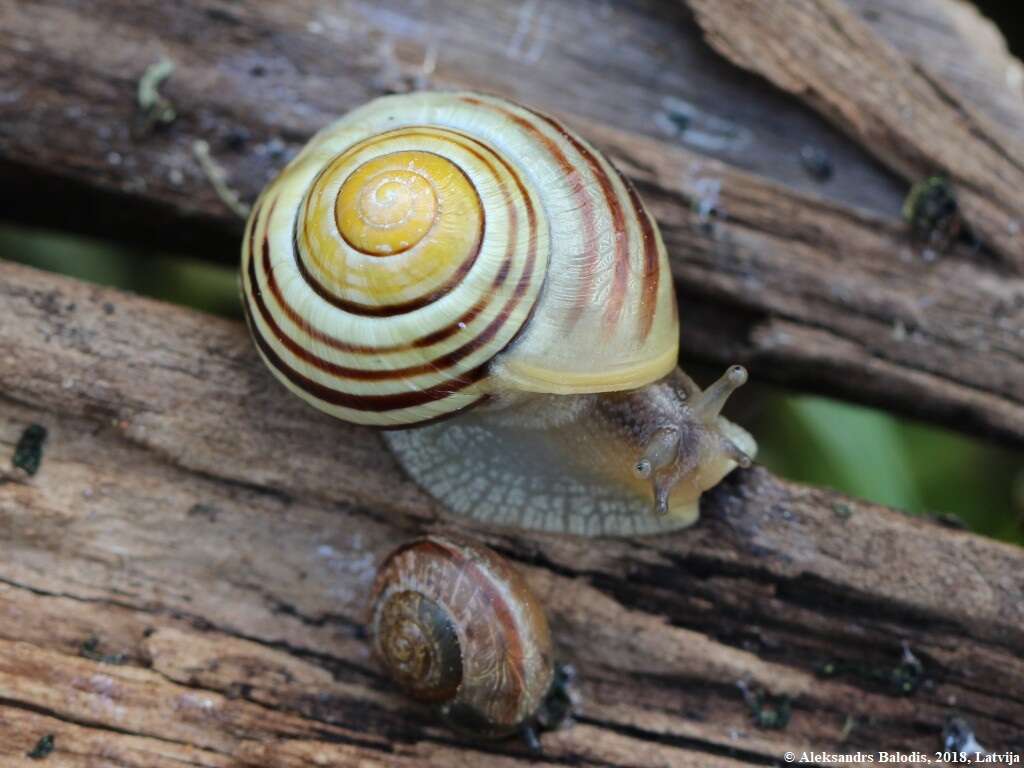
[495,344,678,395]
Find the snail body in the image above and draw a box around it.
[241,91,756,535]
[368,534,554,736]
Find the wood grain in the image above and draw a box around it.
[686,0,1024,271]
[1,0,1023,762]
[2,0,1023,446]
[1,259,1022,764]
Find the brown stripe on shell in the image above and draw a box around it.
[263,131,508,354]
[242,198,263,294]
[463,96,598,330]
[250,133,538,384]
[381,393,493,430]
[248,306,488,413]
[295,149,485,317]
[445,124,544,357]
[525,107,632,336]
[616,169,661,342]
[247,202,488,416]
[252,231,525,381]
[244,120,545,423]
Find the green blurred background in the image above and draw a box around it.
[2,222,1021,546]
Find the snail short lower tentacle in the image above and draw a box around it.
[722,436,753,468]
[651,466,687,516]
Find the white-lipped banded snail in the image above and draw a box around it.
[241,91,757,536]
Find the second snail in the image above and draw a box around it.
[241,91,757,536]
[368,534,575,745]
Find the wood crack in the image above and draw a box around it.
[574,715,780,766]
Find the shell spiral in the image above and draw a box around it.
[241,92,678,427]
[368,535,553,735]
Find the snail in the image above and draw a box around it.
[241,91,757,536]
[368,534,567,740]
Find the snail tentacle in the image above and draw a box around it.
[635,426,681,480]
[689,364,748,422]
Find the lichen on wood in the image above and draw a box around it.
[11,423,47,477]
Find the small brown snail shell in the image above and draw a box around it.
[367,534,554,737]
[241,91,757,535]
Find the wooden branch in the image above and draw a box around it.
[845,0,1024,136]
[1,260,1022,763]
[685,0,1024,271]
[2,0,1024,447]
[2,1,1023,763]
[586,120,1024,446]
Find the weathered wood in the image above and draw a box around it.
[0,0,906,219]
[2,0,1024,762]
[686,0,1024,271]
[589,120,1024,447]
[2,0,1024,448]
[1,260,1022,763]
[846,0,1024,135]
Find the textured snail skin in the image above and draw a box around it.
[241,91,756,535]
[368,535,553,737]
[390,367,755,535]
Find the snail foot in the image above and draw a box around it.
[525,663,579,748]
[519,724,542,753]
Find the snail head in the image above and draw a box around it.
[633,365,753,516]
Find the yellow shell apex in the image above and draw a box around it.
[337,161,439,255]
[240,92,679,427]
[305,148,485,310]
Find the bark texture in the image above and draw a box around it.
[0,0,1023,764]
[1,0,1023,445]
[0,261,1022,764]
[686,0,1024,269]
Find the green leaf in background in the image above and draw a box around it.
[755,394,1023,545]
[0,224,242,319]
[762,396,922,510]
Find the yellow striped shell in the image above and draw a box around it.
[241,91,678,427]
